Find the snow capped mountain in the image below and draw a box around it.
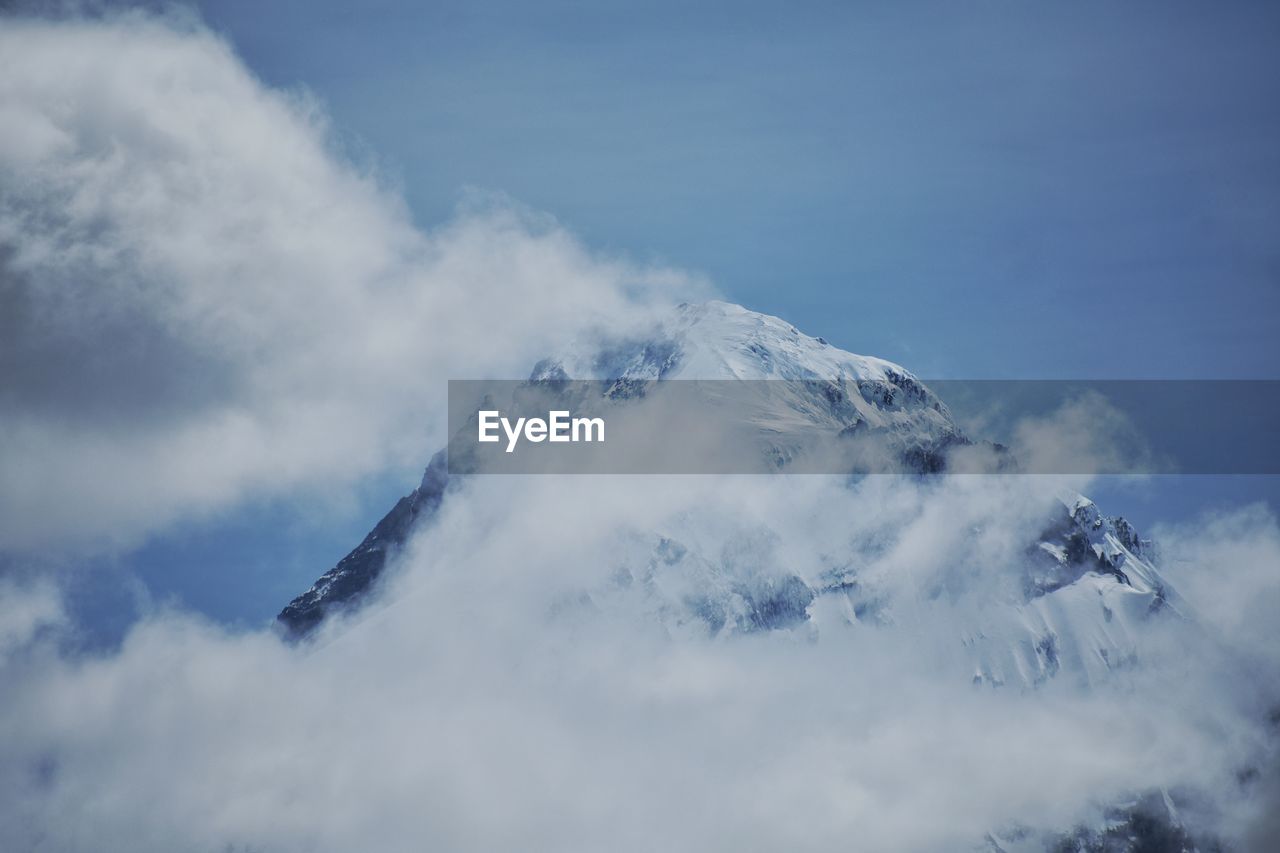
[280,300,967,635]
[967,493,1180,689]
[278,301,1178,690]
[271,299,1218,849]
[533,300,972,471]
[553,299,929,384]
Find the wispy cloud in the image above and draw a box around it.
[0,12,705,554]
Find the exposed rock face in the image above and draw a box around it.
[277,451,448,637]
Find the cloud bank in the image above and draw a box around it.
[0,11,701,554]
[1,473,1278,851]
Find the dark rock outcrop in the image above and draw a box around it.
[276,450,449,639]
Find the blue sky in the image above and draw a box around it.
[7,2,1279,636]
[199,0,1280,379]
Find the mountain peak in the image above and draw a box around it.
[278,299,1177,694]
[280,300,962,637]
[546,300,914,384]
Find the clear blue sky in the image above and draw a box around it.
[67,1,1280,635]
[197,0,1280,380]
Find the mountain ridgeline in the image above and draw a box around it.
[277,302,1171,677]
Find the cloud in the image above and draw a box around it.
[0,11,704,554]
[1007,390,1160,475]
[0,577,62,655]
[1,472,1277,851]
[1153,503,1280,686]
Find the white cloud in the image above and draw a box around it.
[0,473,1276,851]
[1153,503,1280,683]
[1008,391,1159,475]
[0,12,704,554]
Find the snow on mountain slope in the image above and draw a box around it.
[548,300,958,434]
[967,495,1181,689]
[554,300,922,383]
[527,299,972,474]
[276,300,1180,697]
[278,300,960,633]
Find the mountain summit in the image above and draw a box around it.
[280,300,962,634]
[278,301,1175,695]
